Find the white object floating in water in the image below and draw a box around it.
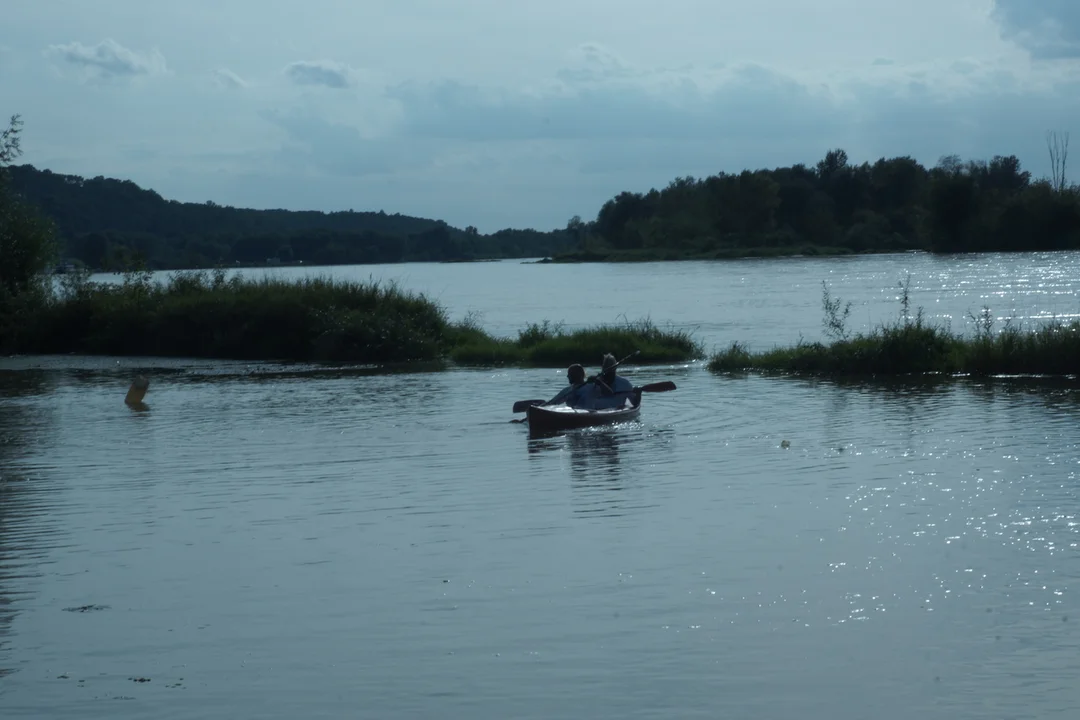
[125,375,149,406]
[780,440,790,449]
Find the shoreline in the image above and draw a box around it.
[57,245,1067,274]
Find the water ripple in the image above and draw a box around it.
[4,254,1080,718]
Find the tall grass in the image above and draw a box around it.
[6,268,704,367]
[709,276,1080,377]
[29,269,450,363]
[449,317,705,366]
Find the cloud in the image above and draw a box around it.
[554,42,640,84]
[215,68,247,89]
[384,59,900,146]
[16,29,1080,233]
[44,38,166,80]
[283,60,356,89]
[993,0,1080,58]
[261,108,418,177]
[387,44,1029,150]
[377,45,1080,191]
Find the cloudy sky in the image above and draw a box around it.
[2,0,1079,232]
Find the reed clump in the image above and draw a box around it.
[448,317,705,366]
[709,276,1080,377]
[10,268,704,367]
[29,269,450,363]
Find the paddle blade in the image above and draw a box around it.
[637,381,677,393]
[512,399,546,413]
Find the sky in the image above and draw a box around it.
[2,0,1080,233]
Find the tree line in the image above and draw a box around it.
[4,110,1080,286]
[566,134,1078,258]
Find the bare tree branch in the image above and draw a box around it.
[1047,130,1070,192]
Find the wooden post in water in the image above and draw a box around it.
[125,375,150,408]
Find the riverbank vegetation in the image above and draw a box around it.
[709,278,1080,377]
[26,270,451,363]
[448,317,703,366]
[7,269,700,365]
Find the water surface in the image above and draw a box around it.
[5,253,1080,719]
[85,250,1080,351]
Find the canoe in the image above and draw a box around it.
[526,399,641,435]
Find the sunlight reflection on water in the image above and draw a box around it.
[4,253,1080,719]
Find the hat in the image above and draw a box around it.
[601,353,617,371]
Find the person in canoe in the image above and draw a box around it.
[589,353,638,409]
[544,363,593,407]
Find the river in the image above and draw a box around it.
[2,252,1079,719]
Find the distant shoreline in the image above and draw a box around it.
[537,245,911,263]
[55,247,950,275]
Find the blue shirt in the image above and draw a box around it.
[587,375,635,409]
[547,382,592,407]
[565,384,595,408]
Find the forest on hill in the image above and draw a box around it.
[6,164,576,270]
[7,133,1080,271]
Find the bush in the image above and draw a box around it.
[709,277,1080,377]
[30,271,451,364]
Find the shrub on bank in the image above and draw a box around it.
[31,269,450,363]
[13,269,704,367]
[449,318,705,366]
[709,278,1080,377]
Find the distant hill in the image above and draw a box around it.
[7,164,575,270]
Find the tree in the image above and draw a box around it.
[986,155,1030,194]
[1,114,57,303]
[1048,130,1070,192]
[936,154,963,175]
[594,191,654,249]
[0,115,22,165]
[816,148,848,180]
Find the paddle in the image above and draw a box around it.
[510,350,641,413]
[627,380,677,393]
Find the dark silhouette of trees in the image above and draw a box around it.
[568,143,1080,258]
[1,115,58,351]
[1,117,56,299]
[7,165,577,270]
[7,130,1080,270]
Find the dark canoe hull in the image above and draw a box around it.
[526,401,641,435]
